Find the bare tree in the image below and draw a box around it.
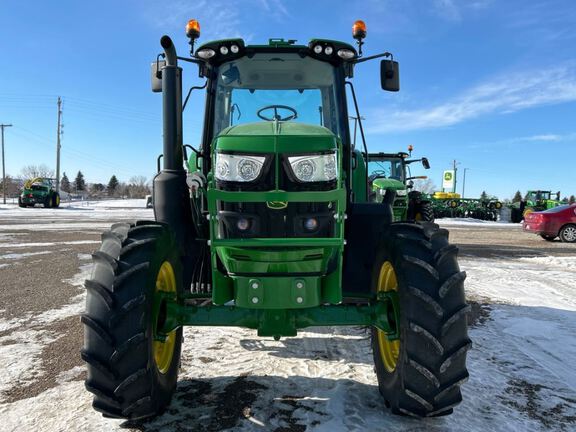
[20,164,55,180]
[412,178,436,194]
[127,176,150,198]
[0,175,20,197]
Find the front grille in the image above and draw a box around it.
[217,201,336,239]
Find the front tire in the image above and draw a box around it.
[540,234,556,242]
[82,221,183,420]
[371,223,470,417]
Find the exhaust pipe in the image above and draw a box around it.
[154,36,194,287]
[159,35,183,169]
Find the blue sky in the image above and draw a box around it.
[1,0,575,199]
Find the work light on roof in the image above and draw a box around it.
[197,48,216,59]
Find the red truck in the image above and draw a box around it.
[523,204,576,242]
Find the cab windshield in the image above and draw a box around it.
[368,159,405,182]
[212,53,342,136]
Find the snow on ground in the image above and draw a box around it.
[0,200,152,229]
[437,218,518,228]
[0,208,575,431]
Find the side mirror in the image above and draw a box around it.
[151,60,166,93]
[422,157,430,169]
[381,59,399,92]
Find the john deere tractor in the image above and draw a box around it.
[82,19,469,421]
[368,152,433,221]
[18,177,60,208]
[510,190,561,223]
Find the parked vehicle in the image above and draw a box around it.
[523,204,576,243]
[18,177,60,208]
[368,151,432,221]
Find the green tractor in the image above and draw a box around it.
[18,177,60,208]
[510,190,561,223]
[82,19,469,421]
[368,152,434,221]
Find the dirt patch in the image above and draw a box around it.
[467,299,492,328]
[499,378,576,430]
[0,244,93,320]
[446,225,576,259]
[2,315,85,403]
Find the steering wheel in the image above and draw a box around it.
[369,170,387,181]
[257,105,298,122]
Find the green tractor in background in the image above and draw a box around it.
[18,177,60,208]
[82,19,469,421]
[369,151,434,221]
[510,190,561,223]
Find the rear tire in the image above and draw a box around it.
[417,202,435,222]
[18,197,25,208]
[52,192,60,208]
[43,196,51,208]
[82,221,183,420]
[371,222,470,417]
[559,224,576,243]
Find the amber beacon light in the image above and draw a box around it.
[352,20,367,40]
[186,19,201,39]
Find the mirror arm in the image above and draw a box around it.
[183,81,208,111]
[176,56,205,65]
[353,51,393,64]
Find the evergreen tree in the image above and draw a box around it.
[570,195,575,204]
[480,190,488,201]
[107,175,119,196]
[60,172,71,193]
[74,170,86,191]
[512,190,522,203]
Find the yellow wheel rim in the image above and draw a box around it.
[153,261,177,374]
[377,261,400,372]
[523,208,533,218]
[415,212,422,221]
[56,195,60,206]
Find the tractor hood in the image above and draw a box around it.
[372,178,405,191]
[215,122,338,154]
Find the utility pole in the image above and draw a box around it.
[452,159,458,194]
[1,123,13,204]
[55,97,62,193]
[462,168,469,198]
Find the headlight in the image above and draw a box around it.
[288,153,338,182]
[396,189,407,196]
[215,154,265,182]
